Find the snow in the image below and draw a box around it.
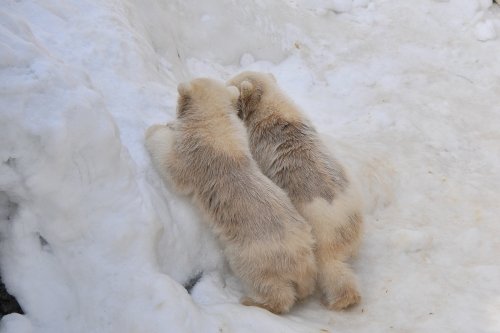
[1,0,499,332]
[475,20,497,41]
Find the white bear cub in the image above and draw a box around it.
[228,72,364,310]
[145,78,317,314]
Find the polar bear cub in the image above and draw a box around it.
[145,78,317,314]
[228,72,364,310]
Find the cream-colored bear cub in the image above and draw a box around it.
[145,78,317,314]
[228,71,364,310]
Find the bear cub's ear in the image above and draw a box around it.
[267,73,277,82]
[177,82,192,96]
[227,85,240,102]
[240,80,254,99]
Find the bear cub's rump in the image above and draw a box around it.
[228,71,364,310]
[145,78,317,314]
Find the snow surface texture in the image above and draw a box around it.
[1,0,499,332]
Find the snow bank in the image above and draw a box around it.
[0,6,212,331]
[1,0,500,332]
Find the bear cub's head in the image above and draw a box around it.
[227,71,277,120]
[176,78,240,118]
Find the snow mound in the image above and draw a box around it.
[475,19,497,40]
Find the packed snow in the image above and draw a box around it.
[1,0,499,332]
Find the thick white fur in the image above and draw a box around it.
[299,178,363,310]
[228,71,364,310]
[145,78,317,314]
[145,124,187,194]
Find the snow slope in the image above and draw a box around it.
[1,0,499,332]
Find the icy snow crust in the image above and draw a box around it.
[1,0,499,332]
